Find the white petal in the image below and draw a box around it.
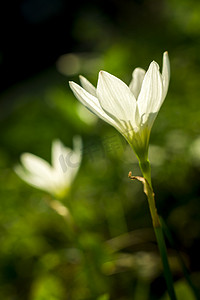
[97,71,137,125]
[137,61,163,125]
[63,152,80,183]
[79,75,96,96]
[51,140,74,188]
[21,153,53,180]
[51,137,82,191]
[162,51,170,99]
[51,139,62,170]
[52,139,71,171]
[69,81,122,131]
[14,165,54,193]
[129,68,146,99]
[62,136,82,184]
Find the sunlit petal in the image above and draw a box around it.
[137,61,163,125]
[162,51,170,99]
[97,71,137,124]
[69,81,122,131]
[79,75,96,96]
[129,68,146,99]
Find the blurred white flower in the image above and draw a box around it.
[69,52,170,162]
[15,137,82,198]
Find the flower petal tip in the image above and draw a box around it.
[149,61,160,72]
[98,70,108,78]
[79,75,84,80]
[163,51,169,59]
[69,81,79,90]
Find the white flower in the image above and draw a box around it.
[15,137,82,198]
[69,52,170,162]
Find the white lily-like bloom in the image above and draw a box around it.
[15,137,82,198]
[69,52,170,162]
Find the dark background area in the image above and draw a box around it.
[0,0,76,91]
[0,0,171,92]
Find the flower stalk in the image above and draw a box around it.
[154,226,177,300]
[129,167,177,300]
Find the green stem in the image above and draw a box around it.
[154,226,177,300]
[139,160,177,300]
[139,160,152,187]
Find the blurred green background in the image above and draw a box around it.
[1,0,200,299]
